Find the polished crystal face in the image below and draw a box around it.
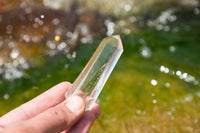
[65,35,123,110]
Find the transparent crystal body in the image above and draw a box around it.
[65,35,123,110]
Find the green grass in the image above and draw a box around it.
[0,19,200,132]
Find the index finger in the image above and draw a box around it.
[0,82,71,126]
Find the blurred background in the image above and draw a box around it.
[0,0,200,132]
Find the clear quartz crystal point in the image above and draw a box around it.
[65,35,123,110]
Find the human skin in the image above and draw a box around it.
[0,82,101,133]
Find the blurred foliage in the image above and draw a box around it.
[1,0,199,17]
[76,0,199,17]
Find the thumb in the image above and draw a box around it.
[1,96,86,133]
[30,96,86,133]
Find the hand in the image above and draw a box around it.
[0,82,101,133]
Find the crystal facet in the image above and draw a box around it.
[65,35,123,110]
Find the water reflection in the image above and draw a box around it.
[124,4,132,12]
[184,94,193,102]
[3,93,9,100]
[152,99,157,104]
[151,79,158,86]
[165,82,171,88]
[0,6,106,80]
[160,65,199,86]
[141,46,152,58]
[194,7,200,15]
[105,20,115,36]
[169,45,176,52]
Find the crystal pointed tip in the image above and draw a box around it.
[112,35,123,50]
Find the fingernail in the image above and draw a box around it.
[66,96,85,114]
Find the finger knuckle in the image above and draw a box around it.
[60,82,71,87]
[49,107,69,125]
